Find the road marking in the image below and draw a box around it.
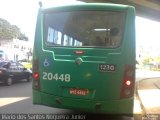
[154,82,160,89]
[134,95,142,114]
[138,89,160,113]
[134,99,142,113]
[0,97,29,107]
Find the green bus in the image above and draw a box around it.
[32,3,135,115]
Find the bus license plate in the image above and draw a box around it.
[69,88,89,96]
[99,64,116,72]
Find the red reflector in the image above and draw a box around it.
[125,80,131,86]
[74,50,84,55]
[33,72,39,79]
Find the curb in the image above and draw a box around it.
[135,81,147,115]
[135,77,160,115]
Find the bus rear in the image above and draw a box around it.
[32,3,135,115]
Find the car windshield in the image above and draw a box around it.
[0,62,8,67]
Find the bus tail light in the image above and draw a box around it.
[33,72,39,80]
[121,64,135,99]
[33,60,40,90]
[125,80,131,86]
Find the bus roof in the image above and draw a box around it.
[40,3,131,13]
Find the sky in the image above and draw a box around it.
[0,0,81,43]
[0,0,160,50]
[0,0,38,42]
[136,16,160,48]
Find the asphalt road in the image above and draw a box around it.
[0,81,71,114]
[137,78,160,114]
[0,81,134,120]
[136,69,160,81]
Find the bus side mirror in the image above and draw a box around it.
[110,28,119,36]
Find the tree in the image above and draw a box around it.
[142,57,153,65]
[11,25,20,38]
[18,33,28,41]
[0,18,12,39]
[0,18,28,41]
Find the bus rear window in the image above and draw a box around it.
[44,11,125,48]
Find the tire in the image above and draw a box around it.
[27,74,32,82]
[5,77,13,86]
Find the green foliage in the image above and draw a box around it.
[142,56,160,65]
[18,33,28,41]
[155,56,160,63]
[142,57,153,65]
[0,18,28,40]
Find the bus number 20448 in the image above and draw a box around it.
[42,72,71,82]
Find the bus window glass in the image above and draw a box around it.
[74,40,82,46]
[63,34,71,46]
[47,27,62,45]
[44,11,125,48]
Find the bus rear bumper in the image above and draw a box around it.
[33,90,134,115]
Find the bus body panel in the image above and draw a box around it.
[36,49,124,100]
[32,3,135,114]
[33,90,134,114]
